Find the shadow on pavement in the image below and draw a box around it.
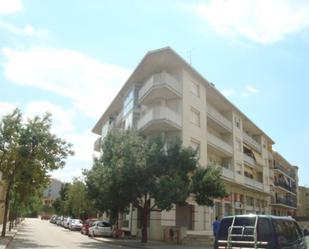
[9,238,57,248]
[75,241,120,249]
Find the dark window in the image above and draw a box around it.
[274,220,299,246]
[217,217,233,240]
[257,218,272,242]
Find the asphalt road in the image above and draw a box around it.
[7,218,124,249]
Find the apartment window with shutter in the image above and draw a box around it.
[191,107,200,127]
[234,116,240,129]
[191,81,200,98]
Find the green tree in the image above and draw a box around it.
[85,131,227,243]
[0,109,73,236]
[66,178,93,219]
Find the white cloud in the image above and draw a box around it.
[246,85,259,94]
[0,22,48,38]
[0,101,16,117]
[2,47,131,118]
[25,101,75,135]
[241,85,260,97]
[221,88,235,97]
[52,131,97,182]
[187,0,309,44]
[0,0,23,15]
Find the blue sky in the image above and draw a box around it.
[0,0,308,185]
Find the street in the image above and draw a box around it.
[7,218,124,249]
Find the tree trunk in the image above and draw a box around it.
[141,196,149,243]
[1,180,12,237]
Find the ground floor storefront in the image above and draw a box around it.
[119,183,271,242]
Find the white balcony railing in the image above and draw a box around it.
[207,132,233,155]
[243,153,256,166]
[243,132,261,152]
[207,105,232,131]
[137,106,181,130]
[221,167,234,179]
[244,177,264,190]
[139,71,182,102]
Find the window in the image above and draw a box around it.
[190,81,200,97]
[257,218,272,242]
[124,112,133,129]
[191,107,200,127]
[246,196,254,206]
[234,116,241,129]
[123,89,134,116]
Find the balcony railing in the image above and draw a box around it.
[274,179,297,194]
[274,164,296,179]
[244,177,264,190]
[243,153,256,166]
[207,105,232,131]
[207,133,233,155]
[243,132,261,152]
[137,106,181,131]
[221,167,234,179]
[138,71,182,102]
[274,197,297,208]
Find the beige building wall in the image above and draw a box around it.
[92,47,299,242]
[297,186,309,216]
[270,152,298,216]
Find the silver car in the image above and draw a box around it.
[88,221,112,237]
[69,219,83,231]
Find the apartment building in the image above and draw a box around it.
[92,47,289,240]
[297,186,309,217]
[269,152,298,216]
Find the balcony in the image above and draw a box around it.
[207,105,232,132]
[272,197,297,208]
[137,106,181,133]
[274,179,297,194]
[274,164,296,179]
[243,132,261,153]
[243,153,256,167]
[221,167,234,180]
[94,137,101,152]
[207,133,233,155]
[138,71,182,104]
[244,177,264,191]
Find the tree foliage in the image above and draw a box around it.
[0,109,74,236]
[84,130,227,243]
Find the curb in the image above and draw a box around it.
[5,230,18,249]
[0,228,19,249]
[91,237,152,249]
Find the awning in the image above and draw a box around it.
[252,150,264,166]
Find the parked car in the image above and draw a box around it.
[81,219,97,235]
[56,216,63,226]
[69,219,83,231]
[214,214,308,249]
[88,221,113,237]
[49,215,57,224]
[63,217,71,228]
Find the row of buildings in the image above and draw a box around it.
[93,47,304,240]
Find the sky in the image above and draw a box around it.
[0,0,308,185]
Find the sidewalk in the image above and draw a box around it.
[0,224,19,249]
[94,237,213,249]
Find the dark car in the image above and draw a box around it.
[81,219,97,235]
[214,214,308,249]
